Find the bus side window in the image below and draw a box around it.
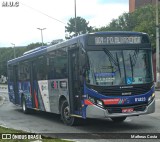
[33,56,48,80]
[61,64,67,77]
[47,49,67,80]
[47,52,55,80]
[18,63,30,81]
[8,65,14,82]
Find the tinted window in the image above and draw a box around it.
[33,56,48,80]
[18,62,30,81]
[8,65,14,82]
[48,48,67,79]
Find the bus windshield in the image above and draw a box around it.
[86,49,153,86]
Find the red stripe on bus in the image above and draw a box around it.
[102,98,120,105]
[34,90,38,108]
[84,99,93,105]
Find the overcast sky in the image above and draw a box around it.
[0,0,129,47]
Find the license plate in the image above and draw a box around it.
[122,108,134,113]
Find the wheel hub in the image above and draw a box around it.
[64,106,71,120]
[22,100,26,111]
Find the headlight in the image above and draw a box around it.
[148,93,155,103]
[88,96,95,104]
[97,99,103,107]
[148,96,152,102]
[88,95,104,108]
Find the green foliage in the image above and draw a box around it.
[133,4,156,48]
[93,12,136,32]
[27,42,47,50]
[0,47,27,76]
[0,42,47,77]
[94,4,158,49]
[65,16,93,39]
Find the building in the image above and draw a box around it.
[129,0,156,12]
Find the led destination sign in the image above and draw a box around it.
[95,36,141,45]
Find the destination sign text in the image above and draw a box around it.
[95,36,141,45]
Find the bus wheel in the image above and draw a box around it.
[22,96,29,114]
[61,100,76,126]
[111,117,126,122]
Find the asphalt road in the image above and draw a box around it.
[0,89,160,142]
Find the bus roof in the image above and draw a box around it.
[7,31,149,65]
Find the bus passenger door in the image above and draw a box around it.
[68,48,82,115]
[30,62,36,108]
[13,65,19,104]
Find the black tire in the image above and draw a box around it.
[111,117,126,122]
[60,100,78,126]
[22,96,30,114]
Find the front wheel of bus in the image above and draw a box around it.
[61,100,77,126]
[22,96,29,114]
[111,117,126,122]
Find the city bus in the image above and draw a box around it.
[7,31,155,125]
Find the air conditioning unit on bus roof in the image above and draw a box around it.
[51,39,63,45]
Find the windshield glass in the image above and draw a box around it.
[86,49,153,86]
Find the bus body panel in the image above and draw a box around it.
[85,99,155,119]
[47,79,69,114]
[8,79,69,114]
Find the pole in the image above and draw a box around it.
[11,43,16,58]
[37,28,46,46]
[14,44,15,58]
[41,30,43,46]
[74,0,77,36]
[156,0,160,86]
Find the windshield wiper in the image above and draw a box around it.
[128,49,139,78]
[129,54,134,79]
[116,52,121,78]
[132,49,139,66]
[103,48,118,66]
[103,48,121,78]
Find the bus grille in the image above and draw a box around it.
[88,83,153,96]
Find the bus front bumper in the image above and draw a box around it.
[85,98,155,119]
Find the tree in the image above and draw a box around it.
[0,47,27,76]
[65,16,93,39]
[93,12,136,32]
[94,4,158,49]
[132,4,156,48]
[26,42,47,50]
[0,42,48,77]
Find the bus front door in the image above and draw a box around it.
[13,65,19,104]
[68,48,82,115]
